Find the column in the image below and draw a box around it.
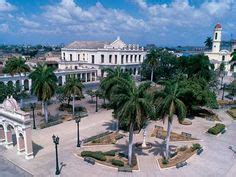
[90,73,92,82]
[12,80,16,86]
[62,75,66,85]
[23,128,33,160]
[0,126,5,144]
[80,73,82,81]
[4,128,13,149]
[85,73,88,82]
[28,79,32,91]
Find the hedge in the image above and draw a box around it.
[104,150,117,156]
[81,151,106,161]
[83,131,111,143]
[191,143,202,151]
[111,159,124,167]
[207,123,225,135]
[39,119,63,129]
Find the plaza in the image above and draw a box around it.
[0,93,236,177]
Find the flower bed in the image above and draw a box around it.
[158,144,201,168]
[79,150,138,169]
[227,108,236,119]
[151,128,197,141]
[207,123,225,135]
[83,131,125,145]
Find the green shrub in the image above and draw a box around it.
[111,159,124,167]
[39,120,63,129]
[162,158,169,165]
[179,145,187,151]
[81,151,106,161]
[104,150,117,156]
[207,123,225,135]
[191,143,202,151]
[83,131,111,143]
[170,152,178,158]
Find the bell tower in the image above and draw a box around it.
[212,23,222,53]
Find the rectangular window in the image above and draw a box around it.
[134,55,137,62]
[126,55,128,63]
[75,66,78,70]
[139,55,141,62]
[109,55,112,63]
[78,54,80,61]
[70,54,72,61]
[101,54,104,63]
[92,55,95,64]
[115,55,117,64]
[130,55,133,63]
[63,52,65,60]
[121,55,124,64]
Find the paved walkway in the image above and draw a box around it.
[1,108,236,177]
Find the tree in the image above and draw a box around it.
[141,49,178,82]
[204,37,213,49]
[230,49,236,63]
[29,64,57,123]
[153,81,186,159]
[146,49,159,82]
[110,79,152,165]
[2,57,30,107]
[101,66,131,100]
[218,62,226,89]
[64,77,83,115]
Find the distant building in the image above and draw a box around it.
[205,24,236,75]
[59,37,146,77]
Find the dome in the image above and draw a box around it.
[215,23,222,29]
[3,96,20,112]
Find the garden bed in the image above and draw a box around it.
[158,144,201,169]
[79,150,138,170]
[191,107,220,121]
[227,108,236,119]
[83,131,125,145]
[151,128,197,141]
[207,123,225,135]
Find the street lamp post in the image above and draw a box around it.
[30,103,36,129]
[95,94,98,112]
[75,114,81,147]
[52,135,60,175]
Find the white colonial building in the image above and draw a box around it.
[205,24,236,75]
[59,37,146,77]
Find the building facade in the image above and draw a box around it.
[205,24,236,75]
[59,37,146,77]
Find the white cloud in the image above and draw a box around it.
[18,17,40,28]
[0,23,8,32]
[0,0,15,11]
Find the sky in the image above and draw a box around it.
[0,0,235,46]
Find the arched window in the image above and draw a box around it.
[222,55,225,61]
[215,32,218,40]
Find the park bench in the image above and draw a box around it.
[197,148,204,155]
[181,132,192,139]
[118,166,132,172]
[176,161,187,169]
[84,157,95,165]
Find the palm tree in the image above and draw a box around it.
[2,57,30,107]
[204,37,213,49]
[101,66,131,100]
[153,81,186,159]
[230,49,236,63]
[29,64,57,123]
[110,79,152,165]
[64,77,83,115]
[146,49,159,82]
